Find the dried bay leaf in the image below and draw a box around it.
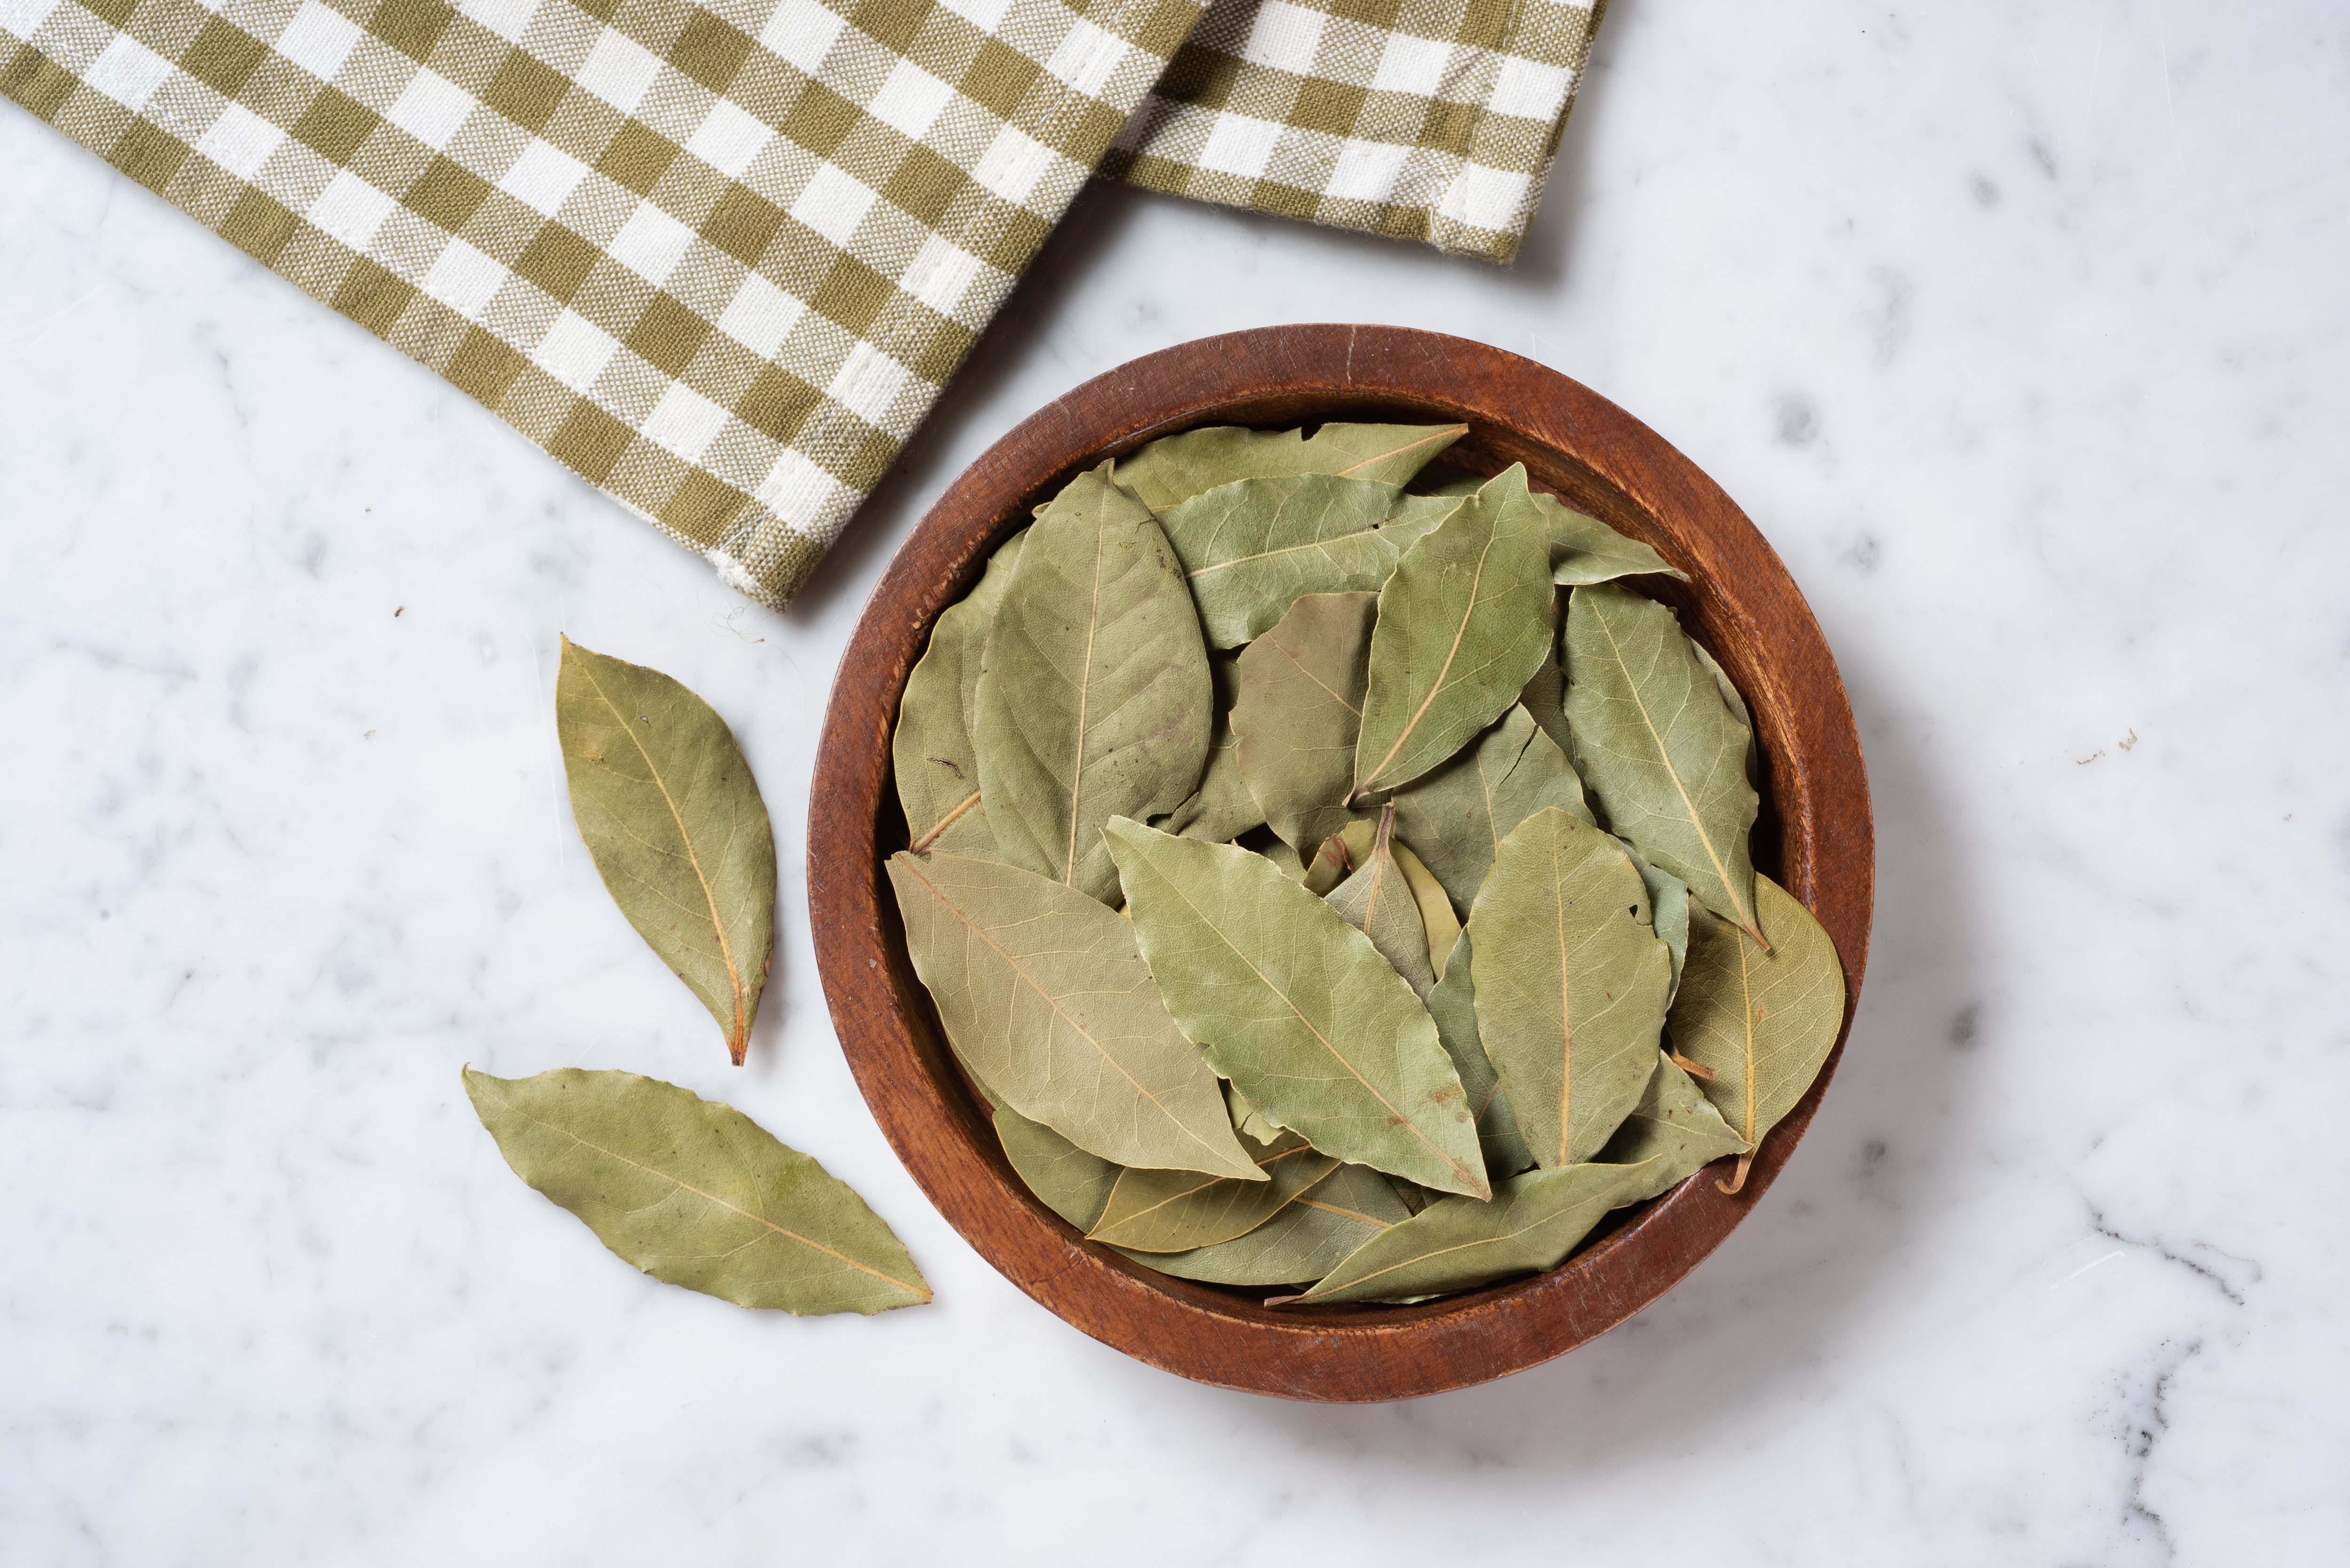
[463,1067,928,1315]
[1426,930,1534,1179]
[1325,805,1435,997]
[1153,650,1262,843]
[994,1103,1120,1231]
[1669,875,1846,1194]
[1087,1132,1336,1251]
[1115,421,1465,511]
[1516,631,1576,762]
[1408,467,1687,582]
[1690,637,1761,787]
[1158,474,1409,647]
[886,850,1261,1180]
[1103,819,1490,1199]
[1389,703,1593,917]
[1352,465,1554,799]
[1298,817,1453,979]
[1595,1052,1751,1203]
[1115,1162,1411,1286]
[1294,1159,1661,1305]
[894,528,1025,858]
[556,637,776,1066]
[1469,808,1672,1170]
[1233,591,1376,855]
[1529,491,1686,585]
[1562,582,1764,940]
[974,463,1211,905]
[1620,839,1692,998]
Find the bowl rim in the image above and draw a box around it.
[809,324,1874,1402]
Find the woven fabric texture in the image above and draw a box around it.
[1103,0,1604,261]
[0,0,1202,604]
[1,0,1603,603]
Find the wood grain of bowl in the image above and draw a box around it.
[809,325,1873,1402]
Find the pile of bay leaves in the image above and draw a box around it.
[889,421,1847,1306]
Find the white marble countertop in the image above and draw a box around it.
[6,1,2347,1561]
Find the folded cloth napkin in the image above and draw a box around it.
[1,0,1605,605]
[1104,0,1605,261]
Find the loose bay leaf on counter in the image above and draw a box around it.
[887,851,1261,1180]
[994,1104,1121,1231]
[1352,465,1554,798]
[1529,491,1686,585]
[1087,1132,1335,1251]
[1233,591,1375,855]
[1594,1052,1751,1204]
[1389,703,1594,917]
[463,1068,928,1315]
[1158,475,1413,647]
[1562,582,1764,940]
[1154,650,1263,844]
[1426,929,1533,1179]
[1104,820,1490,1199]
[1669,875,1847,1194]
[1468,809,1672,1170]
[973,463,1211,905]
[1293,1158,1661,1305]
[893,528,1025,858]
[1325,806,1435,997]
[1115,1162,1411,1286]
[556,637,776,1066]
[1115,421,1465,511]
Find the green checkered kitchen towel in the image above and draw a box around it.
[0,0,1605,606]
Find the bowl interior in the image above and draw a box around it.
[813,327,1871,1401]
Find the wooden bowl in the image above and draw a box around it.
[809,325,1872,1402]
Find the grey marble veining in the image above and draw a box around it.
[4,1,2347,1561]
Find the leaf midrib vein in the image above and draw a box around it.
[488,1084,924,1298]
[576,660,745,1049]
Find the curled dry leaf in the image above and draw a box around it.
[1114,1162,1412,1287]
[974,463,1211,905]
[464,1068,929,1315]
[556,637,776,1065]
[1595,1051,1751,1203]
[1324,805,1436,998]
[1389,702,1593,917]
[1233,591,1376,855]
[895,529,1024,858]
[1113,421,1465,511]
[1668,875,1847,1194]
[887,851,1261,1180]
[1352,466,1554,799]
[1468,809,1672,1170]
[1087,1131,1335,1252]
[1104,820,1489,1199]
[1294,1158,1662,1305]
[1562,582,1763,941]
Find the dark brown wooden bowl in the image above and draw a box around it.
[809,325,1872,1402]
